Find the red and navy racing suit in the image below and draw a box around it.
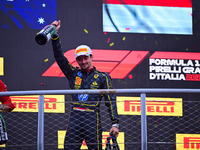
[0,80,15,111]
[51,35,119,150]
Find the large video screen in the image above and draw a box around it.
[103,0,192,34]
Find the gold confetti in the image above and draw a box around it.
[144,36,147,41]
[122,81,127,85]
[175,37,180,40]
[185,48,189,51]
[84,29,88,33]
[110,42,114,46]
[122,37,126,41]
[44,58,49,62]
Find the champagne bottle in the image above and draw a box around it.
[35,25,56,45]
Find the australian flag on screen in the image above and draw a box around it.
[0,0,57,29]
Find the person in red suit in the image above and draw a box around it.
[0,80,15,112]
[0,79,15,144]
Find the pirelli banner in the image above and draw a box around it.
[10,95,65,113]
[117,96,183,116]
[176,134,200,150]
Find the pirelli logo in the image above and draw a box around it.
[58,131,124,150]
[10,95,65,113]
[176,134,200,149]
[76,48,88,54]
[117,96,182,116]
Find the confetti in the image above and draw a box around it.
[185,48,189,51]
[84,29,88,33]
[127,136,132,140]
[121,80,127,85]
[155,41,158,46]
[122,37,126,41]
[154,120,159,127]
[156,120,159,125]
[154,124,158,127]
[118,79,127,85]
[187,11,192,16]
[128,74,133,79]
[144,36,147,41]
[104,31,108,35]
[110,42,114,46]
[136,120,141,125]
[44,58,49,62]
[125,28,130,30]
[40,83,45,86]
[175,37,180,40]
[107,38,110,43]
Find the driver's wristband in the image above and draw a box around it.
[51,33,59,40]
[112,123,119,128]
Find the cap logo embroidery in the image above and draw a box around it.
[76,48,88,54]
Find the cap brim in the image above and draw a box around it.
[76,53,91,58]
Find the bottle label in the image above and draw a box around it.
[46,33,52,41]
[39,25,55,36]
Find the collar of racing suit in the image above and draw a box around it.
[81,66,95,73]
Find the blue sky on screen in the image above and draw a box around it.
[0,0,57,29]
[103,0,193,35]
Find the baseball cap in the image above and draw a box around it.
[75,45,92,58]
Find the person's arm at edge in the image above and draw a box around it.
[0,80,15,112]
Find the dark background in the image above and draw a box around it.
[1,0,200,90]
[0,0,200,149]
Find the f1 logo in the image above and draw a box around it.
[42,49,149,79]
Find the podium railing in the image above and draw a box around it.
[1,88,200,150]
